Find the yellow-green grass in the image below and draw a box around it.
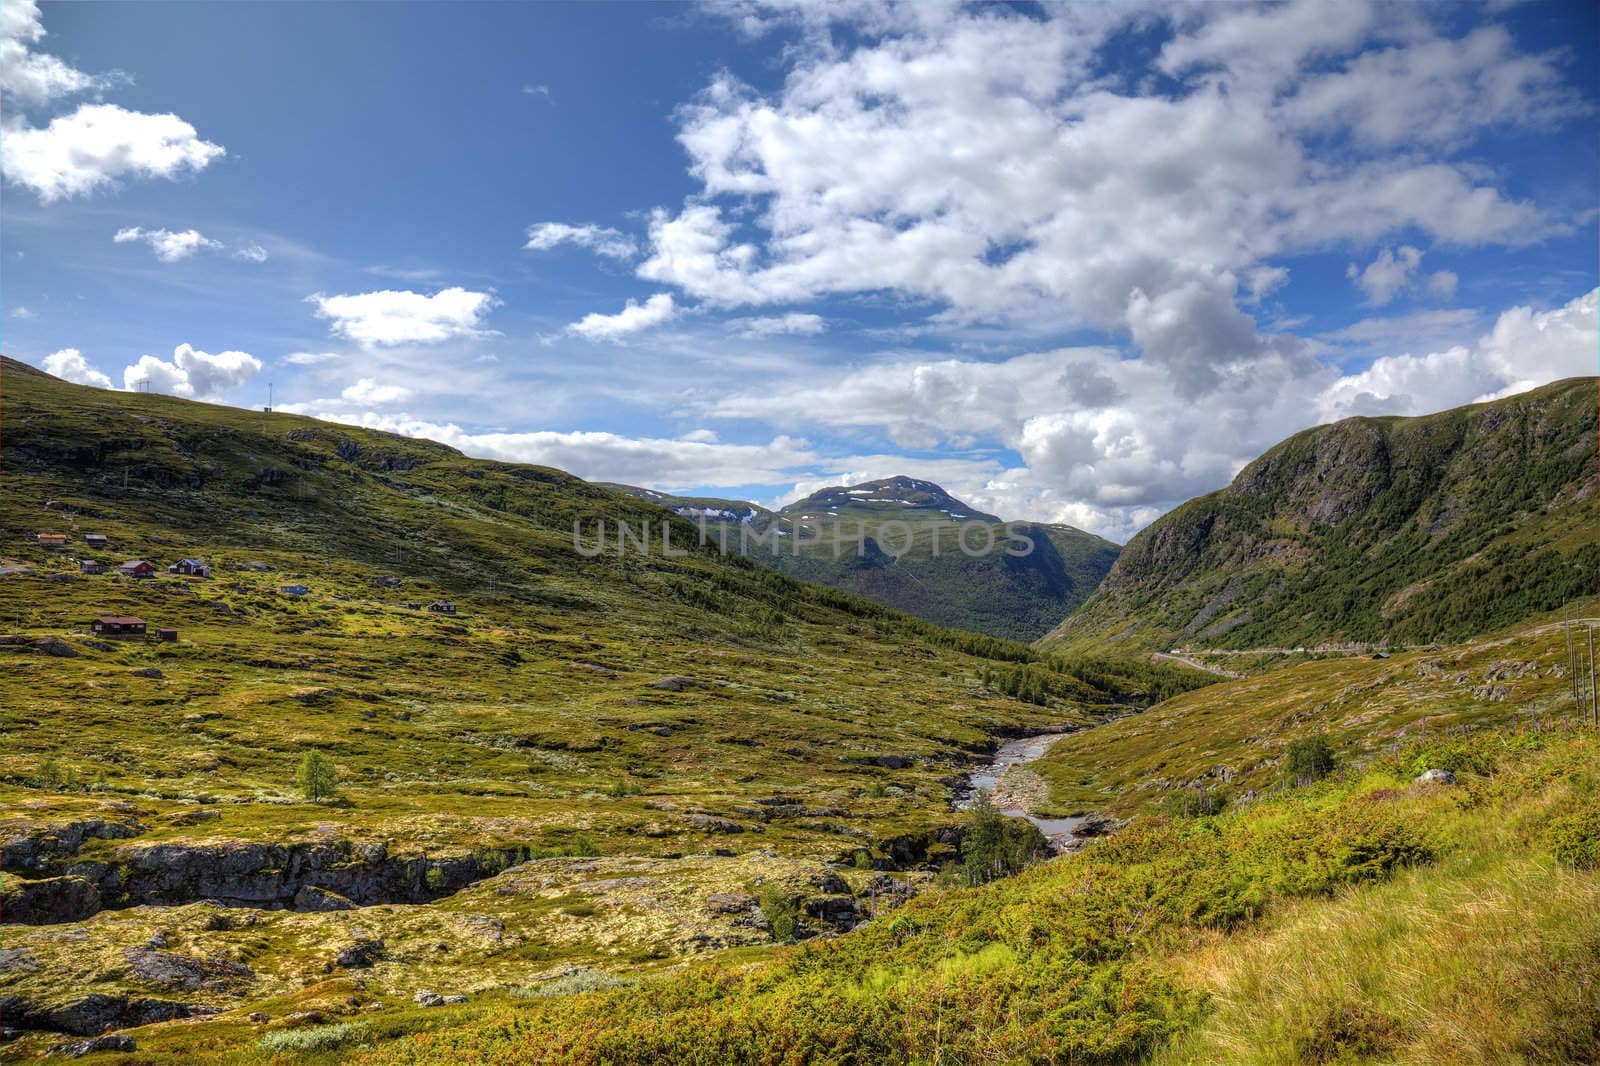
[1159,742,1600,1065]
[65,723,1589,1065]
[3,357,1171,1055]
[1030,601,1597,817]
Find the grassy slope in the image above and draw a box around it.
[1041,376,1598,657]
[608,479,1122,643]
[1030,601,1597,816]
[0,358,1190,1054]
[101,725,1593,1065]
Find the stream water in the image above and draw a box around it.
[961,733,1090,849]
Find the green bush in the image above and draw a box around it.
[1546,807,1600,869]
[257,1022,369,1053]
[756,885,800,941]
[294,749,338,801]
[961,790,1048,886]
[1285,734,1335,783]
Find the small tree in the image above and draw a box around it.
[961,790,1047,886]
[295,750,338,801]
[1284,734,1335,784]
[757,885,799,942]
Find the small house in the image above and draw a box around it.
[92,615,147,638]
[427,601,457,614]
[80,560,106,574]
[156,627,178,642]
[280,584,310,597]
[36,533,66,548]
[168,559,211,578]
[84,534,108,548]
[118,560,156,578]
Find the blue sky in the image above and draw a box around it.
[3,1,1596,540]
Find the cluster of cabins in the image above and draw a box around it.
[37,531,458,620]
[77,558,210,578]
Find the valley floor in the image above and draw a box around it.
[4,721,1595,1064]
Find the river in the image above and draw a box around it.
[960,733,1090,850]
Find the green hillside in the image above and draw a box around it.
[1041,377,1598,657]
[607,476,1121,642]
[0,356,1187,1056]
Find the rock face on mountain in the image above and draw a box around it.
[609,476,1120,642]
[1042,377,1598,655]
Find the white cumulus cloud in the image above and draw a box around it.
[3,104,225,203]
[568,293,677,342]
[310,287,499,347]
[0,1,102,106]
[121,343,262,401]
[42,348,113,389]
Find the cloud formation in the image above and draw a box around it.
[121,343,262,401]
[310,287,499,347]
[114,226,224,263]
[636,3,1568,399]
[729,312,826,337]
[42,348,113,389]
[4,104,226,203]
[568,293,677,342]
[0,1,103,105]
[524,222,637,260]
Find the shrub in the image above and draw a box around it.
[257,1022,368,1053]
[510,969,635,998]
[36,756,63,790]
[294,749,339,801]
[1285,734,1335,783]
[1546,807,1600,869]
[757,885,800,941]
[961,790,1048,886]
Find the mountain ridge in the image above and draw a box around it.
[1041,376,1599,656]
[604,475,1120,641]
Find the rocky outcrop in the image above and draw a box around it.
[2,875,101,924]
[5,837,523,925]
[0,993,213,1036]
[47,1034,137,1057]
[122,948,255,992]
[2,818,144,876]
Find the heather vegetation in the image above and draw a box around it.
[292,728,1596,1066]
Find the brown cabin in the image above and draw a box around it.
[92,616,147,638]
[36,533,66,548]
[168,559,211,578]
[427,601,457,614]
[156,627,178,642]
[80,560,106,574]
[118,560,156,578]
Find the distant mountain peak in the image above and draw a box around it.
[781,475,1000,522]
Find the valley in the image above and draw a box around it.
[1,359,1595,1064]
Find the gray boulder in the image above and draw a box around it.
[46,1034,136,1057]
[1415,768,1458,786]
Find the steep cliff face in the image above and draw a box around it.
[1041,377,1598,654]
